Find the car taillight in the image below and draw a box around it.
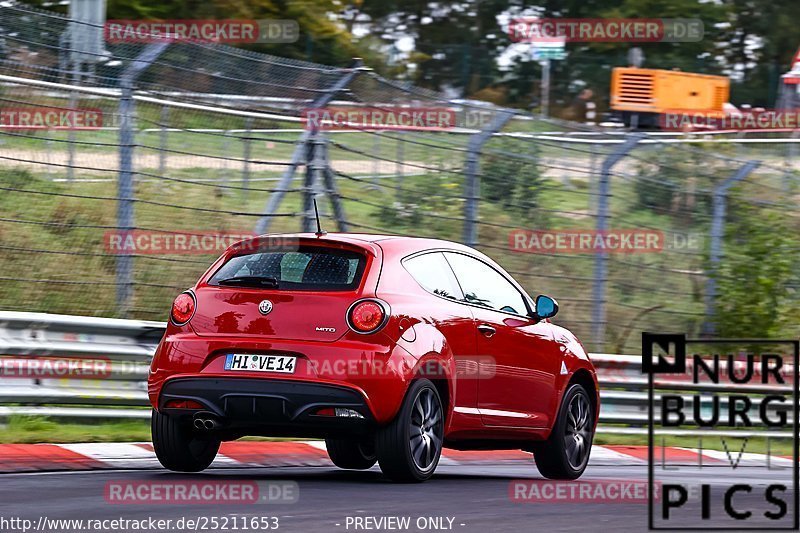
[347,299,388,334]
[171,291,196,325]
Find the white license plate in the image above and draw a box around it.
[224,353,296,374]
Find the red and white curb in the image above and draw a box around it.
[0,442,791,473]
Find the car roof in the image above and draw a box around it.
[268,232,475,252]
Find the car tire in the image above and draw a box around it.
[325,437,378,470]
[533,383,594,480]
[151,409,220,472]
[376,379,444,483]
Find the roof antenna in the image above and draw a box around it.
[313,198,327,237]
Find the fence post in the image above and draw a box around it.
[67,91,77,182]
[322,138,348,231]
[158,105,169,176]
[701,160,761,336]
[45,130,53,179]
[786,130,800,192]
[396,131,404,202]
[591,135,640,351]
[587,140,598,212]
[220,130,231,195]
[461,109,516,247]
[540,59,550,119]
[372,131,380,187]
[255,129,310,235]
[254,60,364,235]
[302,133,323,232]
[242,117,253,192]
[116,42,169,318]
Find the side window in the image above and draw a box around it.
[444,252,528,315]
[403,252,464,301]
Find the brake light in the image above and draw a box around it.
[347,299,388,333]
[171,291,196,325]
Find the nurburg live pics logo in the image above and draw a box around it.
[643,332,799,530]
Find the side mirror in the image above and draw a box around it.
[534,295,558,319]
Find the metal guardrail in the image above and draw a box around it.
[0,312,158,420]
[0,312,793,438]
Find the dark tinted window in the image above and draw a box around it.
[444,252,528,315]
[403,252,463,301]
[209,247,364,290]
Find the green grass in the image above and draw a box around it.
[0,415,151,444]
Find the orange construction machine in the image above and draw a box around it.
[610,67,729,128]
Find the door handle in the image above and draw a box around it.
[477,324,496,338]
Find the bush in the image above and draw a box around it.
[632,145,712,220]
[0,167,37,189]
[713,201,799,337]
[481,138,543,216]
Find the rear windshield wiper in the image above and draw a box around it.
[215,276,279,288]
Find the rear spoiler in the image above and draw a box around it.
[224,235,379,258]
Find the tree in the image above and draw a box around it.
[713,201,799,338]
[21,0,368,66]
[345,0,512,92]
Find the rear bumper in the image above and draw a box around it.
[148,332,421,427]
[159,377,375,438]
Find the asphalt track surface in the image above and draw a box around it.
[1,461,796,533]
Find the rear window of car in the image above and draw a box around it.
[208,246,366,291]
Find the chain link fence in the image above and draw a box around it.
[1,2,799,353]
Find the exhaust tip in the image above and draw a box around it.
[193,416,221,431]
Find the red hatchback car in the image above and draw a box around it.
[148,233,599,482]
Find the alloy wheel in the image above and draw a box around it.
[408,388,443,472]
[564,391,592,470]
